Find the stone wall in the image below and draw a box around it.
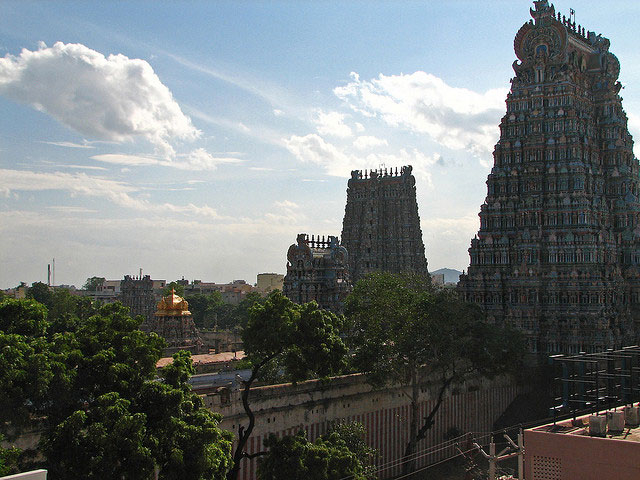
[203,373,523,480]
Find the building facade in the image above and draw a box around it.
[256,273,284,295]
[282,233,351,313]
[341,165,429,284]
[459,1,640,354]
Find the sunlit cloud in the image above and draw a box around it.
[41,141,95,149]
[315,110,352,138]
[0,168,222,218]
[91,148,241,171]
[0,42,199,157]
[334,71,506,155]
[353,135,388,150]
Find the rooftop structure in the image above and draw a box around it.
[459,1,640,354]
[525,405,640,479]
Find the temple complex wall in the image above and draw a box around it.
[203,373,523,480]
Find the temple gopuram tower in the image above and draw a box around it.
[341,165,428,283]
[459,1,640,354]
[282,233,351,313]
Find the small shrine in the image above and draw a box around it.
[144,289,204,356]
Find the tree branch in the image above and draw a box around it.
[227,351,281,480]
[415,374,455,442]
[243,450,268,460]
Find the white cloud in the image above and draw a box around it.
[266,200,306,225]
[355,122,365,132]
[177,148,242,170]
[273,109,284,116]
[46,206,98,213]
[284,133,439,180]
[353,135,388,150]
[54,164,107,171]
[0,168,221,218]
[285,134,353,176]
[91,148,241,171]
[41,141,95,149]
[334,71,507,155]
[315,110,352,138]
[274,200,299,209]
[91,154,160,167]
[0,42,199,157]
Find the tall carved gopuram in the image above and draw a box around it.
[341,165,428,284]
[283,233,351,313]
[459,1,640,354]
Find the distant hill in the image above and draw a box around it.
[430,268,462,284]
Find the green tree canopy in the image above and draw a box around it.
[162,281,186,297]
[185,292,225,329]
[345,272,523,474]
[82,277,105,292]
[257,430,368,480]
[0,298,232,479]
[227,291,348,480]
[26,282,53,309]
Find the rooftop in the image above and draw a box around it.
[529,404,640,443]
[156,350,245,369]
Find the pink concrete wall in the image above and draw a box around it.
[525,429,640,480]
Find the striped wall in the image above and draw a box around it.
[204,374,522,480]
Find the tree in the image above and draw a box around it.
[257,429,368,480]
[26,282,53,309]
[82,277,105,292]
[185,292,225,329]
[227,291,347,480]
[325,422,376,479]
[0,435,21,476]
[0,298,233,479]
[230,292,265,330]
[0,299,54,437]
[345,272,523,474]
[162,281,185,297]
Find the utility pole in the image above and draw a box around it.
[474,429,524,480]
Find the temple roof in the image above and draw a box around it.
[155,288,191,316]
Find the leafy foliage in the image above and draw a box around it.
[0,297,233,479]
[227,291,348,480]
[326,422,376,479]
[185,292,225,329]
[26,282,53,310]
[82,277,106,292]
[184,291,264,331]
[0,434,21,476]
[163,281,186,297]
[345,272,523,473]
[257,430,367,480]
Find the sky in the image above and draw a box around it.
[1,1,640,289]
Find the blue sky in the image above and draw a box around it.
[1,1,639,289]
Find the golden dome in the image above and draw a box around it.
[155,289,191,316]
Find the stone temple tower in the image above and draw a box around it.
[341,165,428,284]
[459,1,640,354]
